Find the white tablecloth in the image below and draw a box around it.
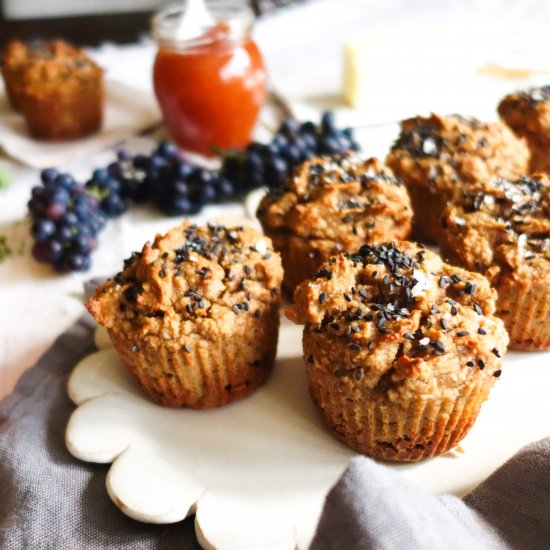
[1,0,549,398]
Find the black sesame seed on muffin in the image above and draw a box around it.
[386,113,529,243]
[440,174,550,350]
[286,241,508,461]
[499,86,550,174]
[87,221,283,408]
[257,153,412,292]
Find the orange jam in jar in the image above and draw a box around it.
[152,1,267,156]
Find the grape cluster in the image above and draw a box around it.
[28,112,360,272]
[222,111,360,190]
[113,142,235,217]
[28,169,106,272]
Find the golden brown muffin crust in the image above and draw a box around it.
[287,242,508,400]
[439,175,550,349]
[257,154,412,291]
[387,114,529,194]
[386,113,529,242]
[498,86,550,173]
[258,154,411,242]
[440,175,550,285]
[2,40,102,97]
[88,221,283,350]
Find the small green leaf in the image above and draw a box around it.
[0,167,12,189]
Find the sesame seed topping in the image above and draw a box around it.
[319,292,326,305]
[493,369,502,377]
[432,340,446,353]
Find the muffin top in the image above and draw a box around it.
[498,86,550,137]
[1,40,102,92]
[286,242,508,399]
[257,154,412,244]
[87,222,283,348]
[440,175,550,282]
[386,113,529,193]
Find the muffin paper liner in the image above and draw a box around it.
[263,229,323,294]
[407,185,443,244]
[496,274,550,350]
[108,310,280,409]
[305,358,494,462]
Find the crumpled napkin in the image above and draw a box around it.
[311,438,550,550]
[0,80,161,169]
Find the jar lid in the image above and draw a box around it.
[152,1,255,50]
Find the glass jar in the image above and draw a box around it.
[152,1,267,156]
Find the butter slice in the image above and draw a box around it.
[342,40,366,109]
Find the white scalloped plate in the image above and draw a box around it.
[67,313,550,549]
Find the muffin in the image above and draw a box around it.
[498,86,550,174]
[286,241,508,461]
[386,114,529,243]
[257,153,412,293]
[1,40,103,140]
[440,175,550,350]
[1,40,29,110]
[86,221,283,408]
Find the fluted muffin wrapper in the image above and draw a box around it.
[305,360,495,462]
[1,69,22,111]
[18,83,103,140]
[496,275,550,350]
[407,184,444,244]
[262,228,326,294]
[108,310,280,409]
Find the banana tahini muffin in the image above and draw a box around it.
[499,86,550,174]
[440,175,550,350]
[257,153,412,292]
[386,114,529,243]
[1,40,103,140]
[87,221,283,408]
[286,242,508,461]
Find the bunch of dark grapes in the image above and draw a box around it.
[28,169,106,272]
[222,111,360,192]
[114,142,235,217]
[28,112,360,272]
